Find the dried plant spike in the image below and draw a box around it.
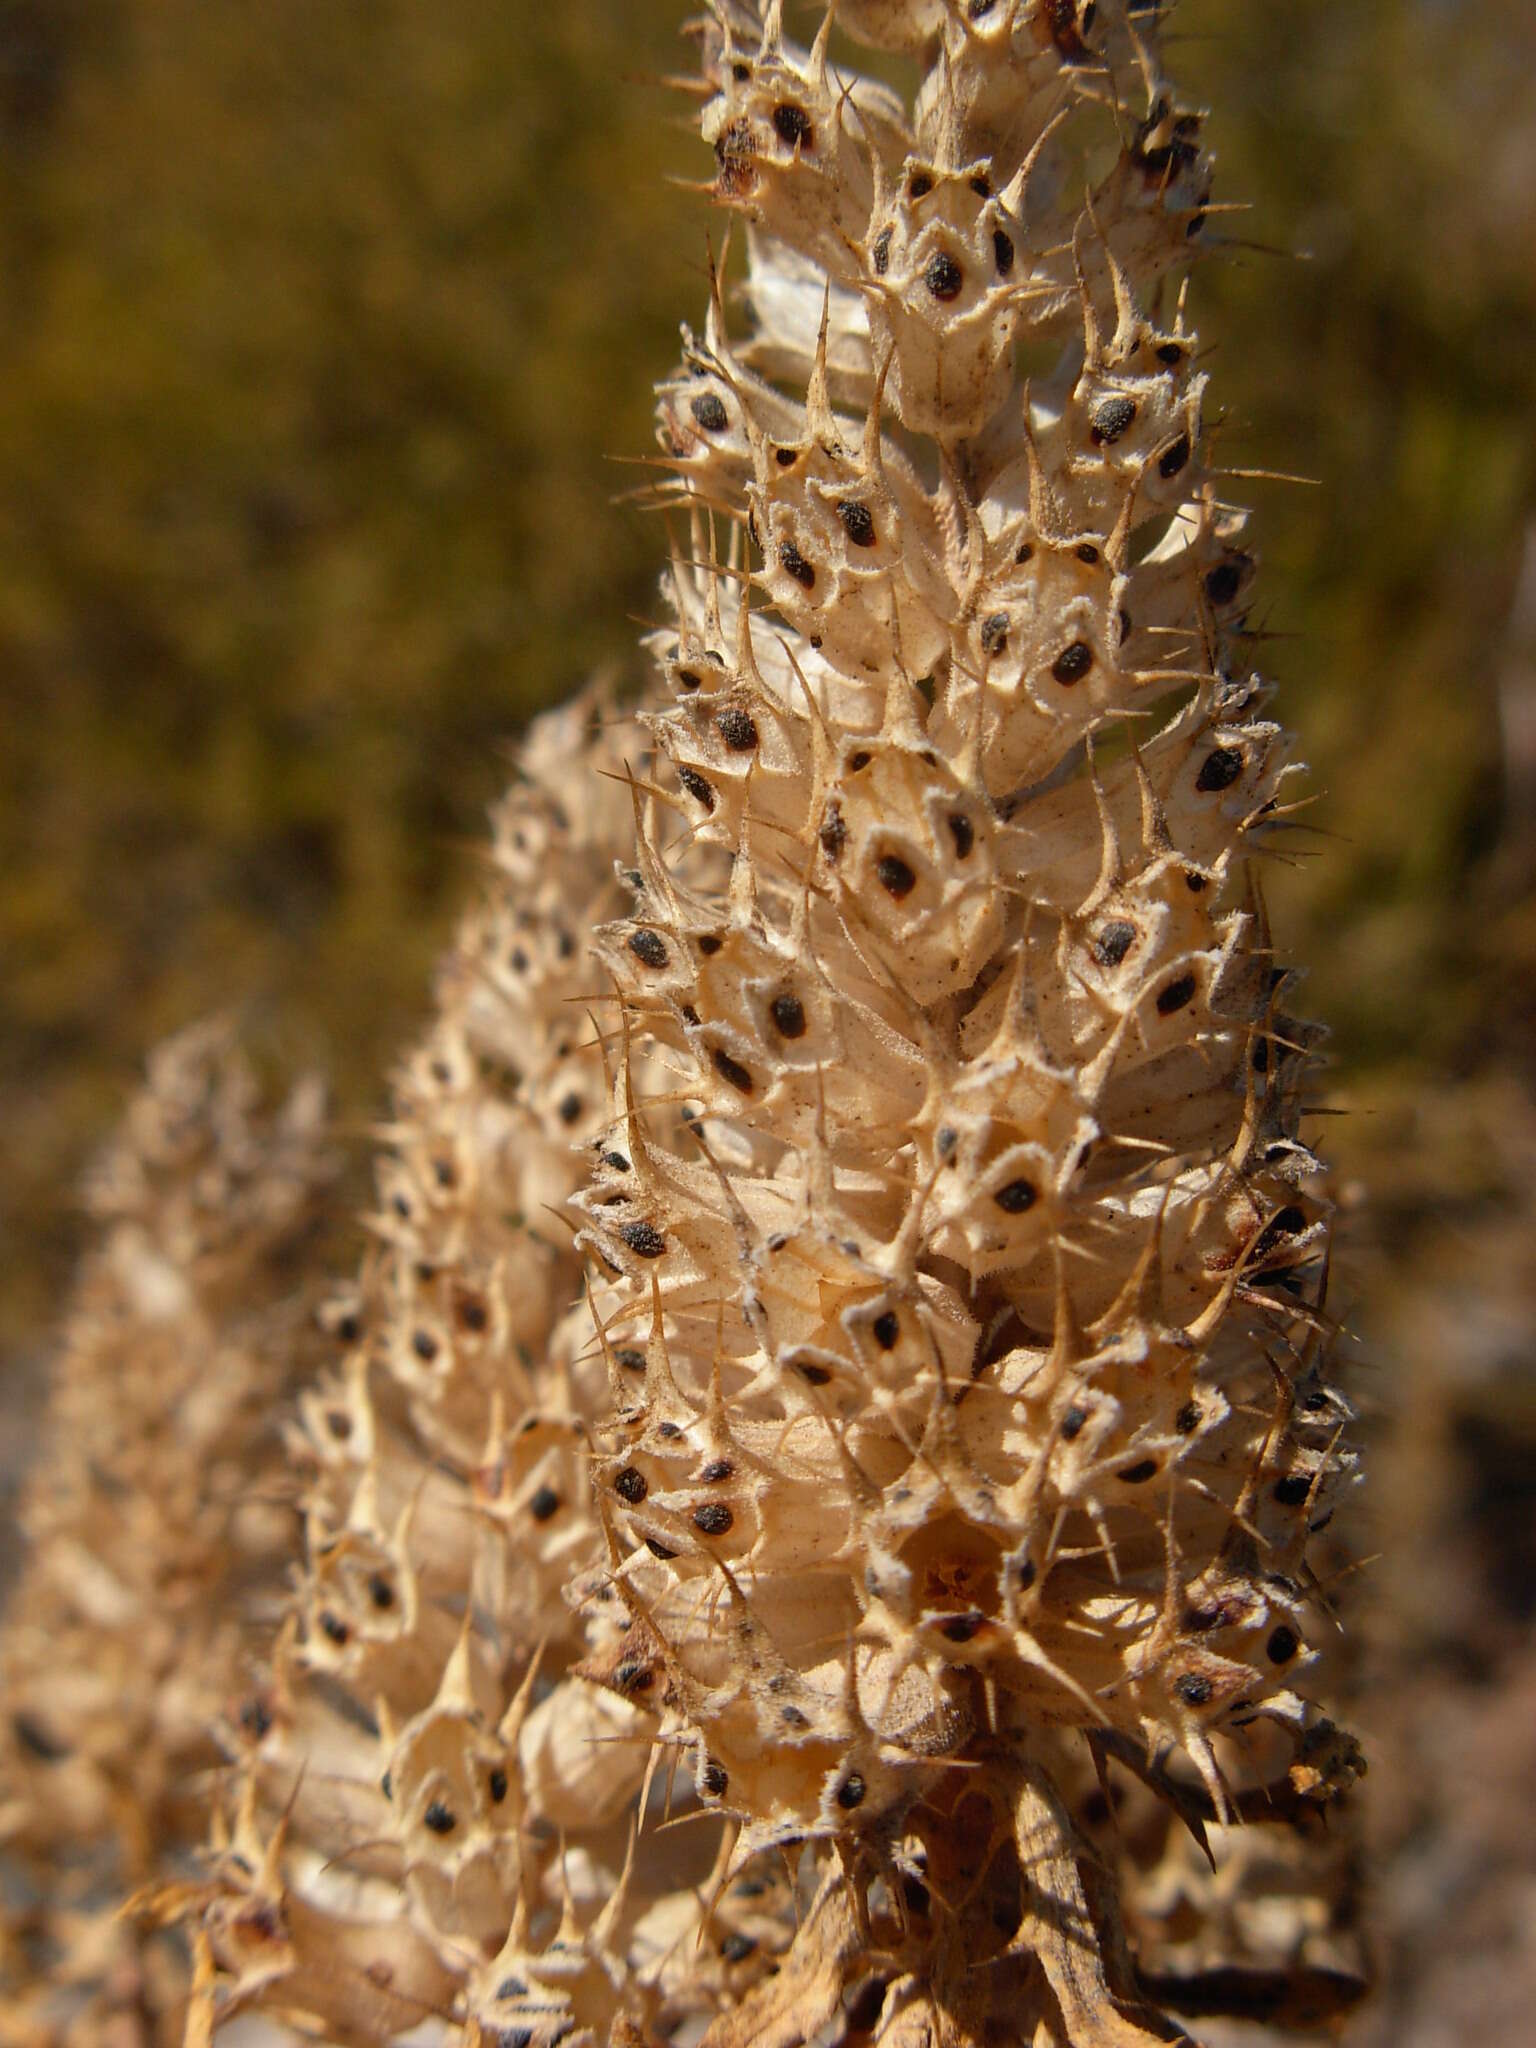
[575,3,1365,2043]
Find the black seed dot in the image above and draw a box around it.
[423,1799,456,1835]
[1186,869,1208,892]
[872,1310,900,1350]
[1075,543,1101,565]
[1016,1557,1037,1589]
[992,227,1015,274]
[701,1459,734,1483]
[621,1220,667,1259]
[645,1536,679,1560]
[239,1697,272,1740]
[731,60,751,81]
[780,1704,809,1728]
[1061,1406,1087,1441]
[629,928,669,968]
[871,228,891,275]
[1093,920,1136,967]
[941,1611,984,1643]
[1119,1459,1159,1485]
[944,812,975,860]
[677,668,701,691]
[720,1932,757,1962]
[1196,746,1244,793]
[772,102,812,148]
[1205,559,1246,606]
[1156,974,1197,1016]
[968,0,995,16]
[1015,540,1034,564]
[615,1467,648,1505]
[775,445,798,467]
[1174,1673,1212,1707]
[680,1004,700,1026]
[837,1772,867,1809]
[876,853,917,898]
[994,1178,1036,1214]
[771,992,807,1038]
[980,611,1010,655]
[558,1091,583,1124]
[936,1126,957,1159]
[497,1976,527,2000]
[837,499,876,547]
[604,1151,630,1172]
[368,1573,395,1610]
[1119,608,1133,644]
[1051,640,1094,685]
[716,707,759,752]
[712,1047,754,1094]
[798,1361,832,1386]
[690,392,729,433]
[613,1659,654,1694]
[1175,1402,1201,1434]
[335,1311,361,1343]
[678,764,716,812]
[1156,340,1184,366]
[700,1758,729,1796]
[530,1486,560,1523]
[777,541,815,591]
[908,170,933,198]
[698,933,722,955]
[1274,1473,1313,1507]
[693,1502,734,1536]
[412,1329,439,1362]
[1158,434,1192,479]
[488,1767,508,1803]
[1090,396,1137,445]
[1266,1625,1300,1665]
[616,1346,645,1372]
[925,250,963,301]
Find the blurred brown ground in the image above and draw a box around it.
[1,1,1532,2039]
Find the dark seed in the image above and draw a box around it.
[780,541,816,589]
[629,928,669,968]
[693,1502,734,1536]
[1158,434,1192,479]
[820,805,847,860]
[908,171,933,198]
[1075,542,1100,564]
[980,611,1010,655]
[712,1047,754,1094]
[645,1537,679,1560]
[772,102,812,148]
[1266,1625,1300,1664]
[1093,921,1136,966]
[368,1573,395,1609]
[558,1091,583,1124]
[1090,396,1137,445]
[771,992,807,1038]
[615,1467,648,1504]
[992,227,1014,275]
[1274,1473,1313,1507]
[872,1310,900,1350]
[530,1486,560,1522]
[1119,1459,1158,1484]
[412,1329,439,1361]
[1156,340,1184,366]
[1174,1673,1212,1707]
[1205,559,1246,606]
[837,500,876,547]
[690,392,729,433]
[925,251,963,301]
[1196,746,1244,793]
[716,707,759,752]
[1175,1402,1201,1434]
[1051,640,1094,685]
[775,445,798,467]
[678,764,716,811]
[871,228,891,275]
[423,1800,456,1835]
[1016,1558,1037,1589]
[604,1151,630,1172]
[1061,1406,1087,1440]
[615,1346,645,1371]
[621,1221,667,1259]
[876,853,917,898]
[701,1459,733,1483]
[700,1758,729,1796]
[497,1976,528,2000]
[941,1611,984,1643]
[994,1178,1036,1214]
[720,1932,757,1963]
[1015,540,1034,564]
[837,1772,867,1809]
[798,1362,832,1386]
[677,668,701,691]
[614,1658,654,1691]
[848,749,872,770]
[1156,974,1197,1015]
[488,1768,508,1803]
[947,812,975,859]
[698,933,722,955]
[1119,608,1133,643]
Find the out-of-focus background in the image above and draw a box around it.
[0,1,1530,2039]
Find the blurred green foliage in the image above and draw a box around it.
[2,0,1532,1367]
